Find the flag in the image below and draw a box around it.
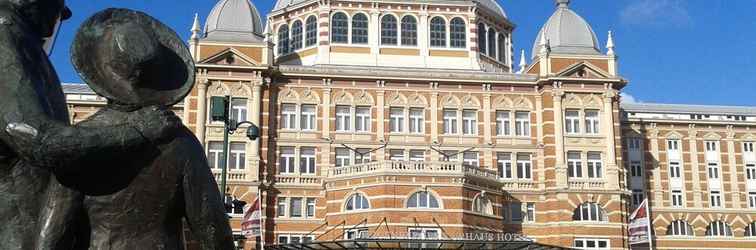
[628,199,650,245]
[242,196,262,238]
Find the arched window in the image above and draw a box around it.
[667,220,694,236]
[400,16,417,46]
[381,15,397,45]
[746,222,756,237]
[497,33,507,62]
[290,20,303,51]
[305,16,317,47]
[706,221,733,237]
[331,13,348,44]
[345,193,370,211]
[407,191,440,208]
[450,18,466,48]
[351,13,368,44]
[487,28,496,58]
[429,17,446,47]
[477,23,486,54]
[277,24,289,55]
[573,202,606,221]
[472,195,493,215]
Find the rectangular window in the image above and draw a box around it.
[281,104,297,129]
[632,190,644,207]
[390,108,404,133]
[587,152,602,178]
[708,162,720,179]
[443,109,458,135]
[389,149,404,161]
[667,140,680,151]
[355,106,371,132]
[706,141,718,152]
[573,239,609,249]
[408,228,440,248]
[299,147,316,174]
[747,164,756,180]
[229,142,246,170]
[516,154,532,179]
[510,202,522,222]
[495,111,511,136]
[409,150,425,162]
[409,108,424,134]
[497,152,512,179]
[710,191,722,208]
[306,198,316,217]
[440,150,458,162]
[335,148,351,168]
[300,104,316,130]
[671,190,684,207]
[749,192,756,209]
[277,197,287,217]
[278,235,289,244]
[515,112,530,137]
[345,228,369,240]
[584,110,600,134]
[567,151,583,178]
[525,203,535,222]
[230,98,247,122]
[207,142,223,169]
[627,138,641,150]
[463,152,478,167]
[745,142,755,153]
[355,148,372,164]
[462,110,477,135]
[669,161,681,179]
[630,161,643,177]
[290,197,303,217]
[336,106,351,132]
[279,147,295,174]
[565,110,580,134]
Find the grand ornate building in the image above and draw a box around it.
[63,0,756,249]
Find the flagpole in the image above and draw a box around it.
[646,198,654,250]
[259,189,265,250]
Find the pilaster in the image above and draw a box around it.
[552,83,567,188]
[376,81,386,142]
[603,88,619,189]
[726,126,741,208]
[321,79,332,139]
[483,84,492,145]
[648,124,663,207]
[687,125,702,207]
[430,82,439,143]
[196,77,210,146]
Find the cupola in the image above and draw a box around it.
[204,0,264,43]
[531,0,600,59]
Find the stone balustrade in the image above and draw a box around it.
[213,170,248,182]
[275,176,322,186]
[328,160,499,182]
[568,179,607,190]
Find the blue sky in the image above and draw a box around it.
[52,0,756,106]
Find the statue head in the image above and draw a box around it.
[71,8,195,109]
[2,0,71,37]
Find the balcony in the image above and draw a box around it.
[328,160,500,184]
[568,179,606,190]
[501,180,536,190]
[275,176,322,186]
[213,170,248,182]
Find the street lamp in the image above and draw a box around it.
[210,95,261,202]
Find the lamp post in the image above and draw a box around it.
[211,96,261,202]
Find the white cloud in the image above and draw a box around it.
[620,92,640,103]
[620,0,692,28]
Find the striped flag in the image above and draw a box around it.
[628,199,650,244]
[242,196,261,238]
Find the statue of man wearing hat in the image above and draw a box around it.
[0,0,181,249]
[63,8,234,249]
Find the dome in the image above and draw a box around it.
[531,0,600,59]
[476,0,507,18]
[273,0,308,11]
[204,0,264,42]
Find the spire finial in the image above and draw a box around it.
[606,30,615,56]
[191,13,201,40]
[556,0,570,8]
[518,49,527,74]
[539,33,550,55]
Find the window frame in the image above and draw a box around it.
[299,147,316,174]
[355,106,371,132]
[290,20,303,51]
[335,105,352,132]
[584,110,600,134]
[279,147,296,174]
[429,16,447,47]
[345,193,370,211]
[409,108,424,134]
[380,15,398,45]
[305,16,318,47]
[565,110,581,134]
[567,151,583,178]
[587,152,603,179]
[443,109,458,135]
[331,12,349,44]
[671,190,684,207]
[497,152,513,179]
[449,17,467,49]
[407,191,441,209]
[389,107,405,133]
[351,13,369,44]
[461,109,477,135]
[516,154,532,180]
[300,104,316,131]
[228,142,246,170]
[515,111,530,137]
[277,24,290,55]
[400,15,418,46]
[495,110,511,136]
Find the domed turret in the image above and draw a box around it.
[476,0,508,18]
[531,0,600,58]
[204,0,264,42]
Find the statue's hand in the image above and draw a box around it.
[130,106,181,143]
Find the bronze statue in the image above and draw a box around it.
[0,0,181,249]
[66,8,234,250]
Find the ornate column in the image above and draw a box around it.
[430,82,439,143]
[322,79,332,139]
[552,84,567,188]
[603,89,619,189]
[376,81,386,142]
[483,84,492,145]
[535,91,545,189]
[687,125,702,207]
[196,78,210,146]
[250,74,264,165]
[648,124,663,206]
[726,126,742,208]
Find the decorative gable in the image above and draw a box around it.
[555,61,611,79]
[199,47,259,66]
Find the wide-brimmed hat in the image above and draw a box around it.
[71,8,194,107]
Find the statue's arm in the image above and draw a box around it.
[0,31,148,173]
[182,144,235,250]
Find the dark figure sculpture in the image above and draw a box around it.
[66,8,234,250]
[0,1,180,249]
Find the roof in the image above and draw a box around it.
[61,83,95,94]
[272,0,507,18]
[531,0,601,58]
[203,0,264,43]
[621,103,756,116]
